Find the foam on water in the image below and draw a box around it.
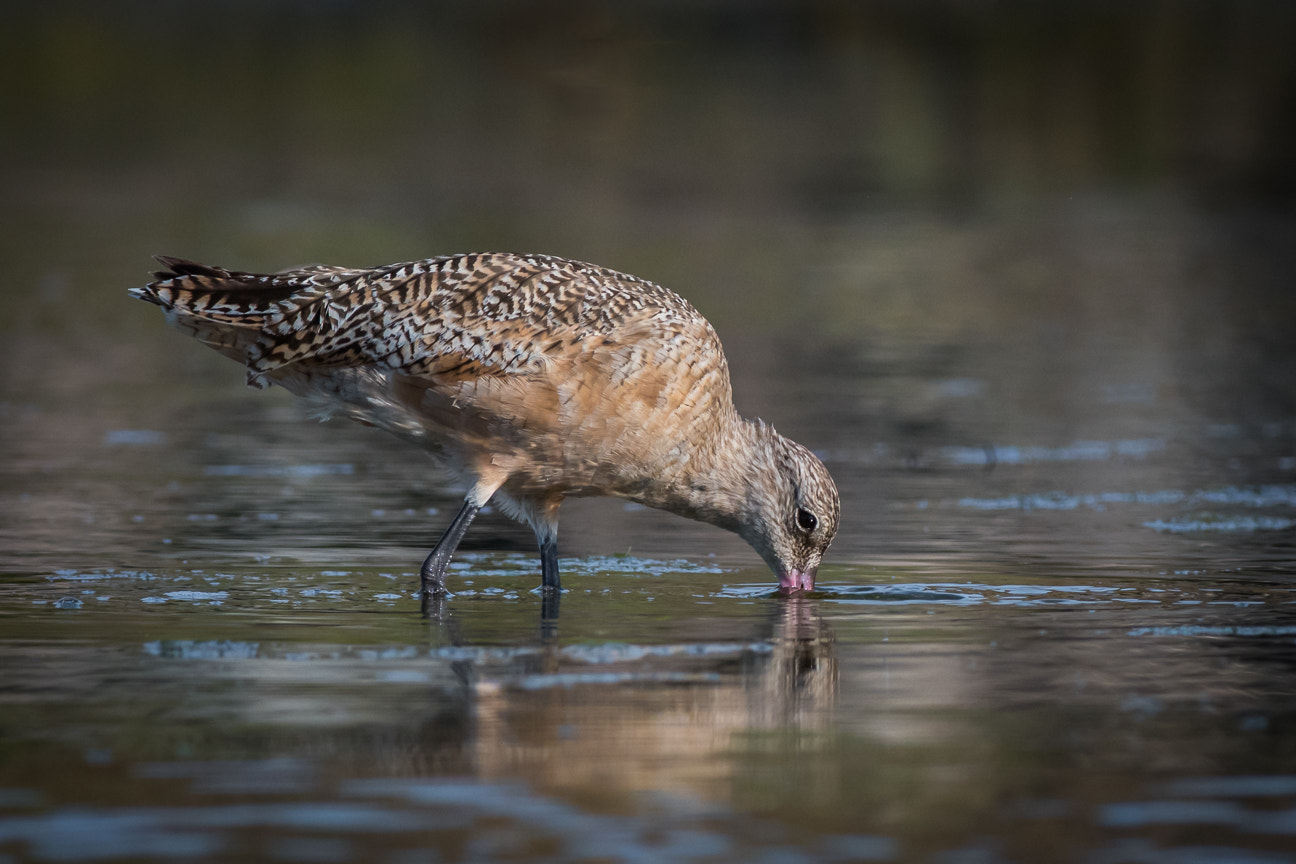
[163,590,229,601]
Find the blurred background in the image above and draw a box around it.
[3,4,1296,863]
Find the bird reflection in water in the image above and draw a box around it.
[751,596,837,729]
[411,590,837,798]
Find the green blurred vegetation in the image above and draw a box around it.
[3,0,1294,239]
[2,0,1293,430]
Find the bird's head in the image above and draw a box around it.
[737,423,840,594]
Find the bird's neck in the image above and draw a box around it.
[648,412,767,536]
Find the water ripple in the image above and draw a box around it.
[1143,516,1294,533]
[718,581,1129,607]
[918,484,1296,514]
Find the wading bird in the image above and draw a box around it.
[131,253,839,605]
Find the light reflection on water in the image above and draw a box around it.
[0,779,903,863]
[5,567,1296,863]
[5,349,1296,864]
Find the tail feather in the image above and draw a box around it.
[131,255,313,325]
[130,255,374,390]
[151,255,231,281]
[131,257,309,385]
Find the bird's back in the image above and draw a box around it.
[132,253,738,501]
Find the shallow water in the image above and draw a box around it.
[4,4,1296,862]
[5,268,1295,864]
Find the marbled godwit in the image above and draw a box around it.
[131,253,839,600]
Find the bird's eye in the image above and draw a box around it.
[795,508,818,533]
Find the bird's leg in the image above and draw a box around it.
[420,499,481,601]
[539,536,561,593]
[538,535,561,638]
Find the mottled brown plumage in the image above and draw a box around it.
[131,253,839,600]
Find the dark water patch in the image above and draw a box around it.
[822,584,983,605]
[1099,799,1296,834]
[508,670,725,689]
[0,772,904,863]
[131,757,317,796]
[102,429,168,447]
[1155,777,1296,798]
